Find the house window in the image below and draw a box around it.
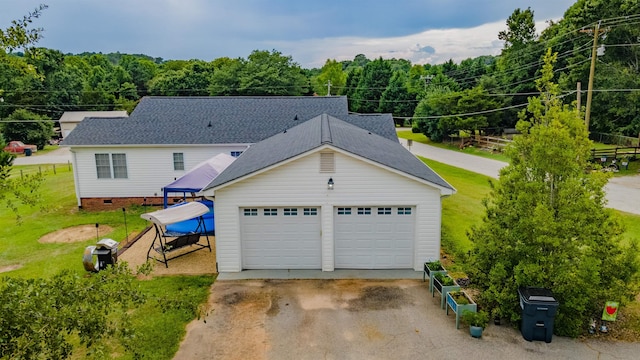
[264,208,277,216]
[303,208,318,216]
[284,208,298,216]
[243,208,257,216]
[95,153,128,179]
[357,207,371,215]
[397,207,412,215]
[230,151,243,158]
[173,153,184,170]
[377,207,391,215]
[337,207,351,215]
[111,154,128,178]
[95,154,111,179]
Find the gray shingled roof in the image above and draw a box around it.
[203,114,455,192]
[62,96,397,145]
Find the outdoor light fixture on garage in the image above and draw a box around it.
[328,178,334,190]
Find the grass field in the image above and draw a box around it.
[1,165,213,359]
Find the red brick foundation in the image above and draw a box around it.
[80,197,188,211]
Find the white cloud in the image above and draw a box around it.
[269,20,557,68]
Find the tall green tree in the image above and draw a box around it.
[1,109,53,149]
[312,59,346,96]
[469,49,639,337]
[378,71,416,126]
[237,50,308,96]
[0,4,47,52]
[351,57,392,113]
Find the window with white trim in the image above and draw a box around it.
[264,208,277,216]
[337,207,351,215]
[243,208,258,216]
[284,208,298,216]
[95,154,111,179]
[95,153,128,179]
[357,207,371,215]
[303,208,318,215]
[231,151,243,158]
[397,207,412,215]
[173,153,184,170]
[377,207,391,215]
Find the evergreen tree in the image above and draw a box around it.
[469,49,639,337]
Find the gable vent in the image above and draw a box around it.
[320,152,335,173]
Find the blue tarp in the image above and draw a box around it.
[163,153,236,207]
[165,200,215,235]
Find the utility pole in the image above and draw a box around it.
[326,80,332,96]
[581,21,605,131]
[576,82,581,112]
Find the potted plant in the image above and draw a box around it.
[461,309,489,338]
[445,290,477,328]
[433,272,460,309]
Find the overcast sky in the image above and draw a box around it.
[1,0,577,68]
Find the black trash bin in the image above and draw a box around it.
[24,148,32,156]
[518,287,559,343]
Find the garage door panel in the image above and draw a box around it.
[241,207,321,269]
[334,206,415,269]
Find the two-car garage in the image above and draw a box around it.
[240,206,415,270]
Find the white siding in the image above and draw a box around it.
[70,145,248,200]
[214,150,443,272]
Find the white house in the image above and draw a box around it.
[59,111,128,139]
[62,96,398,210]
[200,114,455,272]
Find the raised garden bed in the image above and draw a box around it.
[446,290,477,329]
[432,272,460,309]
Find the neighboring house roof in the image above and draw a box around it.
[203,114,455,193]
[59,111,128,124]
[63,96,397,146]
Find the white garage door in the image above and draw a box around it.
[241,207,321,269]
[334,206,415,269]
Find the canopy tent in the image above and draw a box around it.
[140,201,212,267]
[163,153,236,207]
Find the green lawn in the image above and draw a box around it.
[1,165,214,360]
[397,130,511,163]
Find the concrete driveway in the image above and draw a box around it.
[174,279,639,360]
[12,146,72,165]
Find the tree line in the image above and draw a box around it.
[1,0,639,150]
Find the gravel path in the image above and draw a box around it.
[399,138,640,215]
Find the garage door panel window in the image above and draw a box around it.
[357,207,371,215]
[303,208,318,215]
[377,207,391,215]
[397,207,412,215]
[284,208,298,216]
[337,207,352,215]
[243,208,258,216]
[264,208,277,216]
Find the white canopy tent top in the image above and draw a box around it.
[140,202,209,226]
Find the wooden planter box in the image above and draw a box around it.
[432,274,460,309]
[446,291,477,329]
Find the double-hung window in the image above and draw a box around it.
[173,153,185,170]
[95,153,128,179]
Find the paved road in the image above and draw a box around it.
[399,138,640,215]
[12,146,72,165]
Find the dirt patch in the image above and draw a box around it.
[39,225,114,243]
[0,264,22,273]
[347,285,410,311]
